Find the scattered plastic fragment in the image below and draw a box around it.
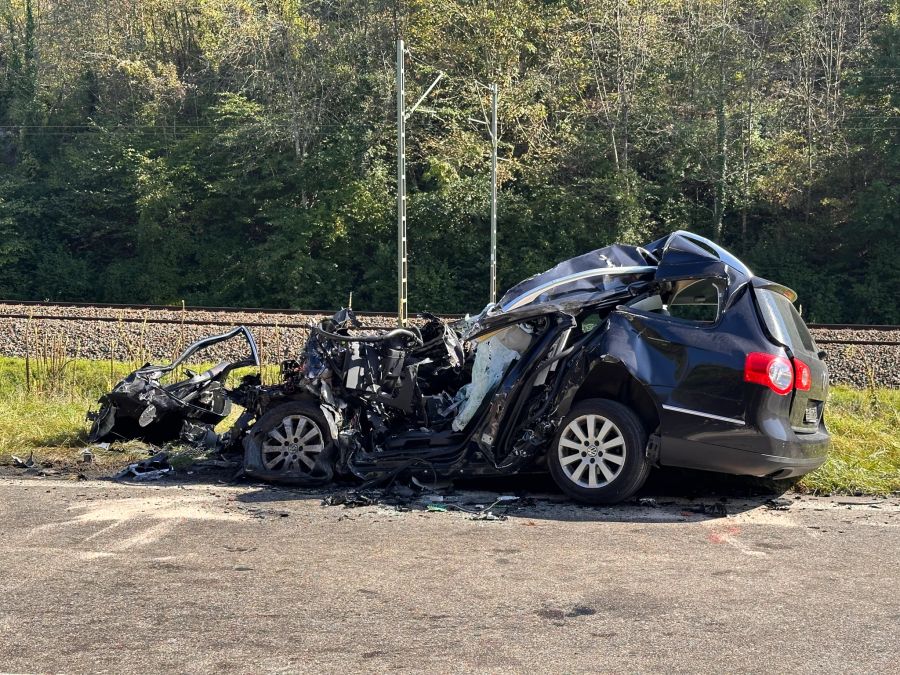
[11,451,35,469]
[321,491,377,508]
[114,452,174,481]
[469,511,507,521]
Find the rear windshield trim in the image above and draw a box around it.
[753,288,816,354]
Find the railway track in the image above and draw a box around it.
[0,299,463,319]
[0,311,311,329]
[1,300,896,387]
[0,300,896,344]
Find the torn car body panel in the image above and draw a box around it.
[88,326,260,445]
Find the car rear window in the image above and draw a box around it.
[667,278,723,323]
[754,288,816,353]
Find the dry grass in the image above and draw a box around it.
[0,393,148,470]
[0,356,251,473]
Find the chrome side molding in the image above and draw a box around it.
[662,404,746,426]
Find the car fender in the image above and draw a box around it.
[551,312,664,432]
[319,402,341,440]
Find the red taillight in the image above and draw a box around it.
[745,352,794,395]
[794,358,811,391]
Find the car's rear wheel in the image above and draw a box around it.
[243,401,334,484]
[548,399,650,504]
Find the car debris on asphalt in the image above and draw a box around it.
[11,451,35,469]
[113,451,174,482]
[318,485,536,522]
[683,502,728,518]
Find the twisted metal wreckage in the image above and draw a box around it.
[88,231,830,503]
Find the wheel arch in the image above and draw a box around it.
[567,359,661,436]
[242,399,336,485]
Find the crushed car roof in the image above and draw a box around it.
[462,230,770,340]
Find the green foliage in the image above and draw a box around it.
[0,0,897,320]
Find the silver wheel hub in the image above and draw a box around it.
[261,414,324,474]
[558,413,626,488]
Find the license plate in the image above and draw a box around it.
[804,405,818,424]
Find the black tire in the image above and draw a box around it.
[243,400,335,485]
[547,398,650,504]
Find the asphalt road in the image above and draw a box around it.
[0,477,897,673]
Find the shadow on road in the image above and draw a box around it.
[2,451,793,523]
[227,467,793,523]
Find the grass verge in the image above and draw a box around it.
[797,386,900,496]
[0,356,248,473]
[0,393,149,472]
[0,356,897,494]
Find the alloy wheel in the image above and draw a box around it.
[261,414,324,473]
[558,413,627,488]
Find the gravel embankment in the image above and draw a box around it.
[0,304,403,366]
[807,327,899,389]
[0,303,896,388]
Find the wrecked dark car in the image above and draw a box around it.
[88,326,260,447]
[92,231,830,504]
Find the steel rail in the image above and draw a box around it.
[0,298,466,318]
[0,312,313,329]
[1,301,899,335]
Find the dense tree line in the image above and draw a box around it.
[0,0,897,321]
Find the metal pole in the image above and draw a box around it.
[489,83,498,305]
[396,39,408,327]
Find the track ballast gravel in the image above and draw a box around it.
[0,303,896,388]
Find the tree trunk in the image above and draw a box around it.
[712,0,729,243]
